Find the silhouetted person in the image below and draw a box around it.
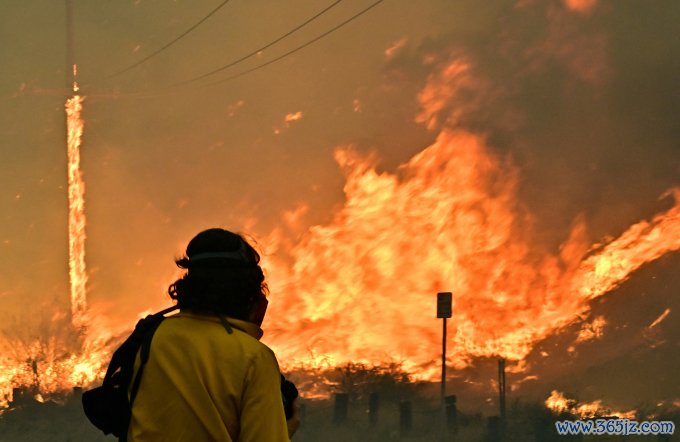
[127,228,299,441]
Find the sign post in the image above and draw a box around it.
[499,358,506,439]
[437,292,452,439]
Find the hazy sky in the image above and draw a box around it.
[1,0,679,401]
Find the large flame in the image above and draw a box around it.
[65,64,87,329]
[573,191,680,301]
[0,318,110,408]
[0,67,109,409]
[0,308,113,410]
[261,52,680,377]
[263,128,680,378]
[2,51,679,408]
[545,390,636,419]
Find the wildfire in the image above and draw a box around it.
[2,47,678,410]
[65,64,87,329]
[284,111,304,123]
[648,308,671,329]
[575,316,606,343]
[0,65,108,410]
[545,390,636,419]
[0,308,113,410]
[572,189,680,302]
[0,339,108,409]
[263,128,680,378]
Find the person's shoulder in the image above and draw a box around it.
[162,311,221,328]
[157,311,232,342]
[158,312,275,357]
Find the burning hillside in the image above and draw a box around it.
[1,0,678,416]
[262,129,679,378]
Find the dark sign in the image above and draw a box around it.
[437,292,452,318]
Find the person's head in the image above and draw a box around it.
[168,228,268,324]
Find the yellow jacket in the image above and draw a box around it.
[127,311,290,441]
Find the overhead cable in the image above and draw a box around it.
[202,0,386,87]
[105,0,233,79]
[170,0,346,87]
[109,0,386,99]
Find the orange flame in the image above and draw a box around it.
[2,52,679,407]
[573,191,680,301]
[546,390,636,419]
[284,111,303,123]
[564,0,597,14]
[648,308,671,329]
[0,338,108,407]
[0,69,108,410]
[575,315,606,343]
[65,68,87,329]
[263,129,680,379]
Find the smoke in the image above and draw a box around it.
[378,0,679,249]
[256,0,680,384]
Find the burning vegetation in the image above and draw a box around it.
[1,5,679,441]
[262,126,680,377]
[2,55,680,419]
[0,68,111,410]
[545,390,636,420]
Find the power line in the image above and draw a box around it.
[202,0,386,87]
[105,0,233,79]
[170,0,345,87]
[111,0,386,99]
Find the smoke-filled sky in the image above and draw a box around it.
[1,0,679,404]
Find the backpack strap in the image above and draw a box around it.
[129,306,179,401]
[128,315,167,407]
[121,305,179,442]
[218,314,234,334]
[104,305,180,386]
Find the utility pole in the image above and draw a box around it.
[65,0,75,89]
[437,292,452,440]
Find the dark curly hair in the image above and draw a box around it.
[168,228,268,320]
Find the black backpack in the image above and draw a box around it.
[82,306,298,439]
[82,305,179,441]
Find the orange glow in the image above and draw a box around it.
[2,48,679,408]
[416,58,478,130]
[0,335,110,409]
[284,111,303,123]
[65,71,87,329]
[0,305,122,409]
[71,64,79,93]
[572,188,680,302]
[564,0,597,14]
[575,315,606,343]
[546,390,572,414]
[263,127,680,378]
[3,127,677,405]
[648,308,671,329]
[546,390,636,419]
[384,37,408,60]
[0,72,112,410]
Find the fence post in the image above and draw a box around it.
[446,394,458,433]
[487,416,501,442]
[333,393,348,425]
[498,358,506,439]
[299,402,307,423]
[369,392,379,426]
[400,400,412,435]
